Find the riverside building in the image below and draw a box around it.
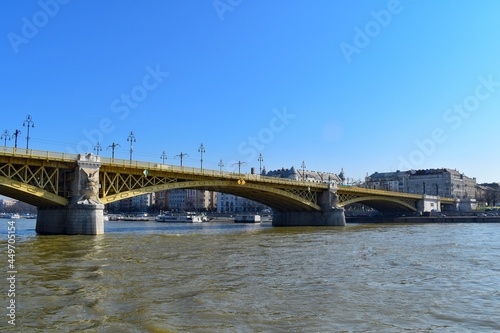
[365,168,477,210]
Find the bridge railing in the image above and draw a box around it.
[0,147,329,189]
[100,156,329,188]
[0,147,79,162]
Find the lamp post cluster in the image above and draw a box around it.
[1,115,35,150]
[0,119,276,177]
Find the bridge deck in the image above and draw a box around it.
[0,148,456,210]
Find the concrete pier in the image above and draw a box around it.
[272,208,346,227]
[36,204,105,235]
[272,185,346,227]
[36,153,105,235]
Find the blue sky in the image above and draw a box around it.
[2,0,500,183]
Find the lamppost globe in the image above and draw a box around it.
[1,130,11,147]
[160,151,167,164]
[127,131,136,162]
[198,143,205,170]
[258,153,263,174]
[22,115,35,150]
[94,142,102,156]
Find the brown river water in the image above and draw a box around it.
[2,219,500,332]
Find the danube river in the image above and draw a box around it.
[2,219,500,332]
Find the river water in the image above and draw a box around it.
[2,219,500,332]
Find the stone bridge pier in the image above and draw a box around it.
[272,184,346,227]
[36,154,104,235]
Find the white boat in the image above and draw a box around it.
[234,214,261,223]
[1,213,21,219]
[156,212,204,223]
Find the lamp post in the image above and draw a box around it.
[12,130,21,149]
[301,161,306,181]
[160,151,167,164]
[198,143,205,170]
[1,130,10,146]
[258,153,263,174]
[218,159,224,172]
[94,142,102,156]
[175,152,189,166]
[23,115,35,149]
[232,161,246,175]
[107,142,120,159]
[127,131,136,162]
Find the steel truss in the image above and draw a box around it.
[0,163,60,195]
[284,188,318,206]
[100,171,179,197]
[337,192,417,211]
[99,168,322,210]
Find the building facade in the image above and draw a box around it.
[107,193,155,213]
[476,183,500,207]
[365,168,477,210]
[263,166,342,184]
[167,189,217,212]
[216,193,266,213]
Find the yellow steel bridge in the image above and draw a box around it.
[0,148,455,212]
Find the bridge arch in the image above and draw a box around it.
[0,175,68,207]
[100,180,322,211]
[338,195,417,212]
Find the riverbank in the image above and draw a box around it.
[347,216,500,223]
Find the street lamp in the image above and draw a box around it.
[301,161,306,181]
[258,153,263,174]
[160,151,167,164]
[198,143,205,170]
[94,142,102,156]
[232,161,246,175]
[175,152,189,166]
[107,142,120,159]
[1,130,10,146]
[12,130,21,149]
[23,115,35,149]
[218,159,224,172]
[127,131,136,162]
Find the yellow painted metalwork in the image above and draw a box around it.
[0,176,67,206]
[338,185,423,199]
[0,148,458,211]
[100,177,322,211]
[338,194,417,211]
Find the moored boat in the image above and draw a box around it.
[234,214,261,223]
[0,213,21,219]
[156,212,204,223]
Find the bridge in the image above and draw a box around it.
[0,148,456,234]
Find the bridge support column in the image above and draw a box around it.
[36,204,104,235]
[272,185,346,226]
[36,153,104,235]
[272,208,346,227]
